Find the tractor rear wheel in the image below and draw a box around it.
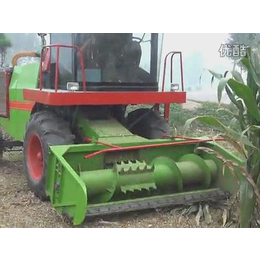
[23,111,74,200]
[127,108,171,139]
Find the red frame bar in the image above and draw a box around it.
[170,52,184,91]
[33,46,187,121]
[84,138,220,160]
[86,138,121,148]
[179,52,184,91]
[164,104,170,122]
[161,51,185,122]
[55,47,60,92]
[23,89,186,106]
[39,44,86,91]
[162,51,184,92]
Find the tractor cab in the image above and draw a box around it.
[1,33,186,122]
[44,33,163,91]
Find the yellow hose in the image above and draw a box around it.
[12,52,40,67]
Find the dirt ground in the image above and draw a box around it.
[0,156,230,228]
[0,101,237,228]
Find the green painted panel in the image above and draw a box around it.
[0,62,39,140]
[0,109,30,141]
[88,119,133,137]
[10,62,40,101]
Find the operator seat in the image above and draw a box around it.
[121,40,142,67]
[118,40,143,83]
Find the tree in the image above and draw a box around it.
[4,33,41,66]
[227,34,260,64]
[228,33,260,47]
[0,33,11,67]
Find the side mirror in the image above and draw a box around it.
[37,33,47,46]
[37,33,47,37]
[42,47,51,72]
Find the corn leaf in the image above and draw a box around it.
[248,48,260,88]
[217,78,229,103]
[239,179,255,228]
[241,125,260,136]
[216,108,234,116]
[225,86,244,111]
[239,56,250,71]
[227,79,260,121]
[219,134,247,158]
[231,70,244,84]
[183,116,255,149]
[208,69,222,80]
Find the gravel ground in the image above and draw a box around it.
[0,156,230,228]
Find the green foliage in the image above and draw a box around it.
[4,33,41,66]
[0,33,11,48]
[169,104,193,130]
[184,47,260,227]
[229,33,260,44]
[227,33,260,64]
[169,102,236,135]
[0,33,12,67]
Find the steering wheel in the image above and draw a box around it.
[132,34,146,43]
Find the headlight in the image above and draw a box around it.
[67,82,80,91]
[170,83,179,91]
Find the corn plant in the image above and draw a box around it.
[184,48,260,227]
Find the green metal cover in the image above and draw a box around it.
[46,140,243,225]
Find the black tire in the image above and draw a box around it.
[127,108,171,139]
[23,111,74,200]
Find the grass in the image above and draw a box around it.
[127,101,237,138]
[168,101,237,136]
[166,101,242,158]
